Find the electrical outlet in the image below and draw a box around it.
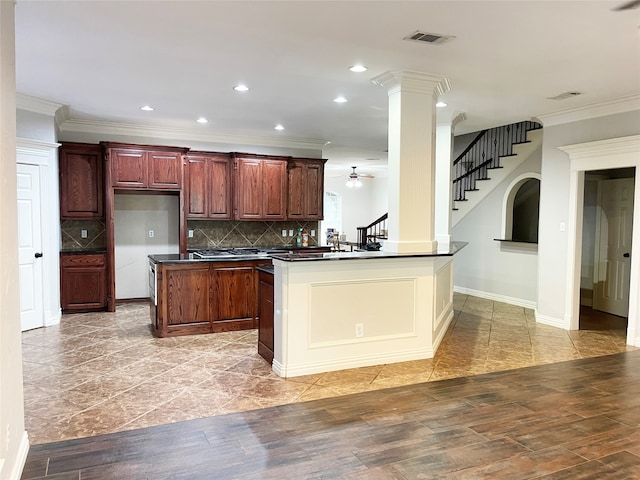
[81,229,88,239]
[310,229,316,237]
[282,229,287,237]
[188,230,194,238]
[355,323,364,338]
[149,230,154,238]
[289,229,294,236]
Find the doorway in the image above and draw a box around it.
[580,169,634,330]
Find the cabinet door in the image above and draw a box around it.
[235,158,263,219]
[257,270,274,364]
[211,265,256,326]
[304,161,324,220]
[186,156,207,217]
[110,149,147,188]
[208,157,232,218]
[148,151,182,189]
[286,161,305,219]
[262,160,286,219]
[163,265,211,327]
[60,253,107,312]
[59,143,103,219]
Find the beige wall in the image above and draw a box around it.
[0,1,28,478]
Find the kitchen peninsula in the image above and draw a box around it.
[269,242,466,378]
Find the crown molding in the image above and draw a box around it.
[534,94,640,127]
[16,93,63,116]
[57,114,327,151]
[558,134,640,160]
[372,70,451,97]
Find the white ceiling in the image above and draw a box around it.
[14,1,640,176]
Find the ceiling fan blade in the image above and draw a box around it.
[613,0,640,10]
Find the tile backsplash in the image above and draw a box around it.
[61,219,107,251]
[187,220,320,249]
[61,219,319,251]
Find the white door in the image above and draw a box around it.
[17,163,44,331]
[593,178,634,317]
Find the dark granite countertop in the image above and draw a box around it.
[148,253,273,264]
[60,249,107,254]
[269,241,468,262]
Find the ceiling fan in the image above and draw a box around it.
[613,0,640,10]
[346,166,374,188]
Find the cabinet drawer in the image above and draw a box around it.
[61,253,106,268]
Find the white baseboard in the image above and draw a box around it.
[273,347,435,378]
[453,286,537,310]
[4,431,29,480]
[535,311,567,329]
[45,307,62,327]
[433,310,454,351]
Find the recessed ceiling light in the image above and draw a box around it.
[436,101,447,108]
[196,117,208,124]
[334,96,348,103]
[349,65,367,73]
[274,124,284,131]
[233,84,249,92]
[140,105,154,111]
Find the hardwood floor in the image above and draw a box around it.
[21,350,640,479]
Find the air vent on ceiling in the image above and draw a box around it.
[404,31,455,46]
[547,91,582,100]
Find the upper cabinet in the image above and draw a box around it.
[287,158,326,220]
[186,152,232,219]
[234,155,287,220]
[104,143,188,190]
[59,142,104,219]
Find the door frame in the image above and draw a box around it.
[560,135,640,346]
[16,138,61,328]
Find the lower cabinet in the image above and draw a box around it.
[257,269,274,364]
[60,253,108,312]
[152,260,269,337]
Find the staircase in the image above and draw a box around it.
[452,121,542,226]
[356,121,543,242]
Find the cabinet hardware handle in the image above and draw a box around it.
[623,252,630,258]
[34,252,43,258]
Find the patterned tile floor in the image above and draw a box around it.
[21,294,635,445]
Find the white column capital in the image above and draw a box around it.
[372,70,451,98]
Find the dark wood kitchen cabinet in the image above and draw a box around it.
[234,155,287,220]
[186,152,232,219]
[105,143,188,190]
[152,259,270,337]
[60,252,107,312]
[59,142,104,219]
[287,158,326,220]
[257,268,274,364]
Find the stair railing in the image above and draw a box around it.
[452,120,541,203]
[357,213,388,249]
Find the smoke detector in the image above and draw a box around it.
[403,31,455,46]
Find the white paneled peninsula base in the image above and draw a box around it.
[269,243,466,377]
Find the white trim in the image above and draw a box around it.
[16,93,62,116]
[272,347,435,378]
[559,135,640,345]
[534,95,640,128]
[535,311,567,329]
[453,285,536,310]
[4,431,29,480]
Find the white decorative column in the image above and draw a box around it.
[372,71,450,253]
[435,112,466,250]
